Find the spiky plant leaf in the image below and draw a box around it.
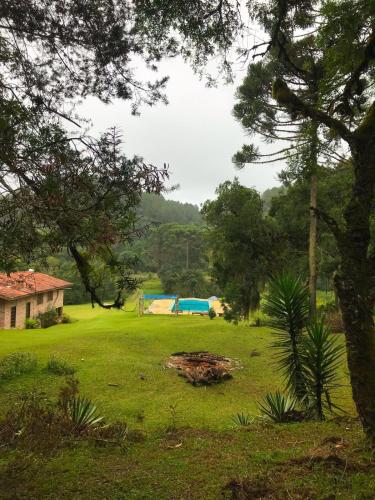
[231,412,253,427]
[263,273,309,401]
[258,391,298,423]
[68,397,104,432]
[302,321,345,419]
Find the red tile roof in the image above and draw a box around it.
[0,272,73,300]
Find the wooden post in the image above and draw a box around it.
[139,296,144,316]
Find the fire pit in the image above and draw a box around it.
[166,351,241,386]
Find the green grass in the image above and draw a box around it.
[0,295,373,499]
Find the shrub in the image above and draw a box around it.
[0,389,65,453]
[262,273,344,421]
[262,273,310,402]
[61,314,74,324]
[302,321,344,419]
[46,355,76,376]
[0,378,124,454]
[208,307,216,320]
[38,308,58,328]
[258,391,303,423]
[0,352,37,380]
[25,318,39,329]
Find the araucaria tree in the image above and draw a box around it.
[232,54,342,317]
[243,0,375,442]
[202,179,280,322]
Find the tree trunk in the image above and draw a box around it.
[335,273,375,442]
[309,173,318,317]
[334,146,375,443]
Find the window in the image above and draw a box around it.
[37,294,44,305]
[10,305,16,328]
[26,302,31,319]
[47,291,53,301]
[57,307,63,317]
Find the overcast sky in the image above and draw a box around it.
[79,56,282,207]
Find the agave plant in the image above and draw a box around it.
[258,391,299,423]
[263,273,310,402]
[302,321,345,420]
[231,412,253,427]
[68,397,104,432]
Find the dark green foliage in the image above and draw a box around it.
[161,269,217,298]
[302,322,344,419]
[146,224,208,274]
[34,197,204,305]
[135,222,215,297]
[269,164,361,286]
[25,318,39,329]
[258,391,300,423]
[263,274,344,419]
[202,179,281,322]
[0,0,240,307]
[243,0,375,439]
[46,356,76,376]
[263,274,310,401]
[38,308,59,329]
[0,353,37,380]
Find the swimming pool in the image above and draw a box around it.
[171,299,210,313]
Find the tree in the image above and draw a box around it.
[0,107,167,307]
[244,0,375,442]
[233,57,339,317]
[139,223,216,296]
[202,179,281,322]
[0,0,241,306]
[269,163,361,292]
[0,1,241,117]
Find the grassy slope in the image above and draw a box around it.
[0,284,373,499]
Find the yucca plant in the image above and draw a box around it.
[263,273,310,402]
[258,391,299,423]
[68,397,104,433]
[231,412,253,427]
[302,321,345,420]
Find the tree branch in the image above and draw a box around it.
[342,30,375,105]
[272,78,354,144]
[311,206,343,244]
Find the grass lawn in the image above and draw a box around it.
[0,295,374,499]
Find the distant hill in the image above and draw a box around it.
[138,193,202,225]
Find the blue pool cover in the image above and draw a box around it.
[171,299,210,313]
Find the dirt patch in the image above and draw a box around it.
[224,478,273,499]
[223,475,315,500]
[166,351,241,386]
